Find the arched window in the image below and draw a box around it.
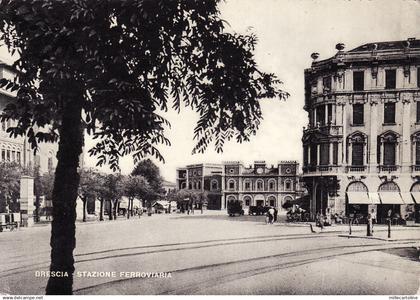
[267,195,276,207]
[378,181,400,192]
[256,179,264,191]
[197,181,201,190]
[181,182,186,189]
[268,179,276,191]
[188,182,192,189]
[284,180,292,191]
[411,131,420,167]
[243,195,252,206]
[244,179,251,191]
[346,181,368,192]
[210,179,218,191]
[228,179,236,191]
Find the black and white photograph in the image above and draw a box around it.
[0,0,419,297]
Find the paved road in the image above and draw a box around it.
[0,212,419,295]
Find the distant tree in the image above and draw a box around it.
[0,161,21,213]
[131,159,165,204]
[103,173,124,221]
[122,175,150,218]
[78,168,100,222]
[93,172,107,221]
[40,171,55,220]
[0,0,287,294]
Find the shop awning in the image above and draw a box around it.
[368,192,381,204]
[411,192,420,204]
[379,192,404,204]
[400,192,415,204]
[347,192,370,204]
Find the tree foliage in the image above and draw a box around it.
[0,0,287,171]
[0,161,21,213]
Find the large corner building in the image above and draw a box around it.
[302,38,420,223]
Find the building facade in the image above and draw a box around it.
[176,161,302,211]
[302,39,420,223]
[0,60,58,174]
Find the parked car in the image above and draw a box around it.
[227,200,244,217]
[248,206,269,216]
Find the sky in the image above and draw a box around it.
[1,0,420,182]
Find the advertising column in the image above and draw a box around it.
[20,175,34,227]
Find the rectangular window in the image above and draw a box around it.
[11,151,15,162]
[353,71,364,91]
[383,143,396,165]
[310,145,318,166]
[320,143,330,165]
[385,69,396,89]
[352,143,364,166]
[1,149,4,161]
[245,182,250,190]
[327,104,332,124]
[6,150,10,161]
[417,102,420,123]
[323,76,331,92]
[353,104,364,125]
[417,68,420,88]
[316,106,325,125]
[384,102,396,124]
[416,143,420,165]
[16,152,20,164]
[333,143,338,165]
[303,146,308,166]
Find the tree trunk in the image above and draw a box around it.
[82,197,87,222]
[127,197,131,219]
[99,199,104,221]
[113,200,117,220]
[108,200,113,220]
[46,99,83,295]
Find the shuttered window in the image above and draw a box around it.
[417,102,420,123]
[353,104,364,125]
[416,143,420,165]
[383,142,396,165]
[385,69,396,89]
[320,143,330,165]
[316,106,325,125]
[384,102,396,124]
[310,145,318,165]
[333,143,338,165]
[352,143,364,166]
[353,71,364,91]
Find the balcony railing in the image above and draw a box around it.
[411,165,420,172]
[303,165,340,174]
[378,165,399,172]
[345,165,367,173]
[303,124,343,136]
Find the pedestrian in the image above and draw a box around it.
[268,207,275,224]
[325,208,332,226]
[316,211,324,230]
[370,208,376,232]
[273,207,278,223]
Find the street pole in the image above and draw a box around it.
[387,218,391,238]
[349,218,352,235]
